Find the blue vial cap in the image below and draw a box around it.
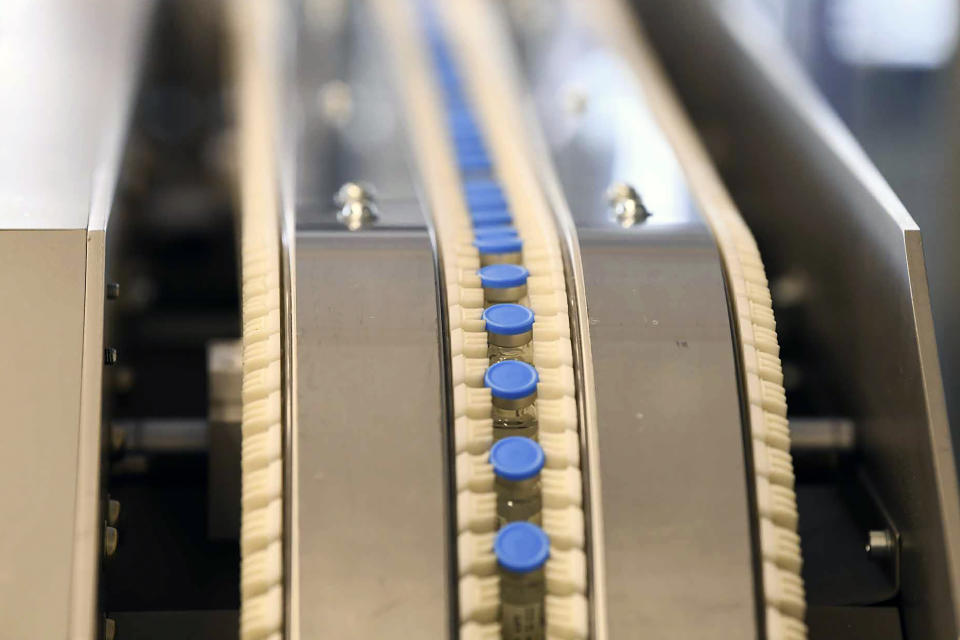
[482,303,535,335]
[448,109,478,131]
[433,62,457,82]
[473,225,518,239]
[442,83,466,103]
[445,94,471,114]
[474,236,522,255]
[490,437,545,481]
[464,178,501,196]
[458,150,493,173]
[478,264,529,289]
[455,136,488,157]
[494,522,550,573]
[466,189,508,212]
[453,128,484,146]
[454,130,484,152]
[426,38,448,60]
[471,209,513,227]
[484,360,539,399]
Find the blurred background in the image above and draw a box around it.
[766,0,960,440]
[637,0,960,448]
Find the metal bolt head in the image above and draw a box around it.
[104,348,119,365]
[866,529,895,558]
[106,282,120,300]
[606,182,649,227]
[334,181,376,207]
[335,182,379,231]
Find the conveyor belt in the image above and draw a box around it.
[233,0,806,637]
[374,1,589,637]
[232,2,286,639]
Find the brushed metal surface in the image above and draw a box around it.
[288,3,453,636]
[0,230,87,639]
[580,231,757,639]
[294,229,450,639]
[635,1,960,636]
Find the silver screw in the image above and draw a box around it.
[335,182,379,231]
[104,348,119,366]
[865,529,895,558]
[606,182,649,227]
[104,526,119,557]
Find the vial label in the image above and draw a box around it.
[501,601,544,640]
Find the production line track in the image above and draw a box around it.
[232,2,287,639]
[378,1,590,637]
[232,0,807,637]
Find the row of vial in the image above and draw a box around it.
[423,9,585,640]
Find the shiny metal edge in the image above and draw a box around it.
[70,229,108,640]
[533,103,611,640]
[276,3,300,638]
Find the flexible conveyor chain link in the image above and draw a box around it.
[233,1,284,639]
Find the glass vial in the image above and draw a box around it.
[494,522,550,640]
[490,436,544,526]
[474,236,523,267]
[483,303,534,365]
[478,264,529,306]
[485,360,539,440]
